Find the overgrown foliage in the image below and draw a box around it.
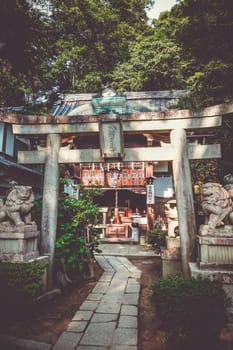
[0,260,48,301]
[44,0,153,92]
[55,183,102,275]
[32,183,102,275]
[0,0,49,105]
[150,273,230,350]
[146,229,166,253]
[190,159,220,185]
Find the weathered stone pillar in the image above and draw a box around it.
[170,128,196,276]
[41,134,60,289]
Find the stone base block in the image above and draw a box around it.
[197,234,233,268]
[166,236,180,249]
[161,246,182,277]
[161,247,181,260]
[189,262,233,284]
[162,259,182,277]
[0,223,39,262]
[199,224,233,237]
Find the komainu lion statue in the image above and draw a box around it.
[0,185,35,226]
[201,182,233,229]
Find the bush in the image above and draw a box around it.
[0,260,48,324]
[150,274,230,350]
[146,229,166,253]
[32,183,102,279]
[0,260,48,300]
[55,232,88,273]
[55,185,102,276]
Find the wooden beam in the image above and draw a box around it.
[17,143,221,164]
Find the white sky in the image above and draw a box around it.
[147,0,177,19]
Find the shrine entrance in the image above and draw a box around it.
[3,91,233,287]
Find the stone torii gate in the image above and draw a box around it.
[2,102,233,288]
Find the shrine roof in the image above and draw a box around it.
[0,155,42,176]
[52,90,189,116]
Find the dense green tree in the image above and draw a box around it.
[172,0,233,178]
[110,0,233,108]
[111,34,185,91]
[0,0,48,105]
[172,0,233,107]
[0,59,25,105]
[46,0,154,92]
[110,4,189,92]
[1,0,233,112]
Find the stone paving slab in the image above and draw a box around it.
[122,293,139,305]
[79,300,100,311]
[91,282,110,294]
[99,272,115,282]
[77,347,108,350]
[91,313,118,323]
[117,257,140,271]
[52,331,82,350]
[107,260,127,270]
[66,321,88,333]
[125,283,140,294]
[108,277,127,292]
[120,305,138,316]
[95,256,114,271]
[87,293,104,301]
[127,278,140,285]
[96,297,122,314]
[110,346,137,350]
[112,328,138,346]
[118,316,138,328]
[80,322,116,346]
[72,310,93,321]
[97,243,157,257]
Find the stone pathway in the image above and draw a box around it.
[0,244,156,349]
[52,255,142,350]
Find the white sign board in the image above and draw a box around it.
[146,184,155,204]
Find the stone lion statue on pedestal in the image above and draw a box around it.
[0,185,35,226]
[201,182,233,229]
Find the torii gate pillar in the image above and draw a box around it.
[41,134,61,289]
[170,128,196,276]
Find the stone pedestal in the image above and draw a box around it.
[0,222,39,262]
[161,237,182,277]
[190,224,233,323]
[197,225,233,269]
